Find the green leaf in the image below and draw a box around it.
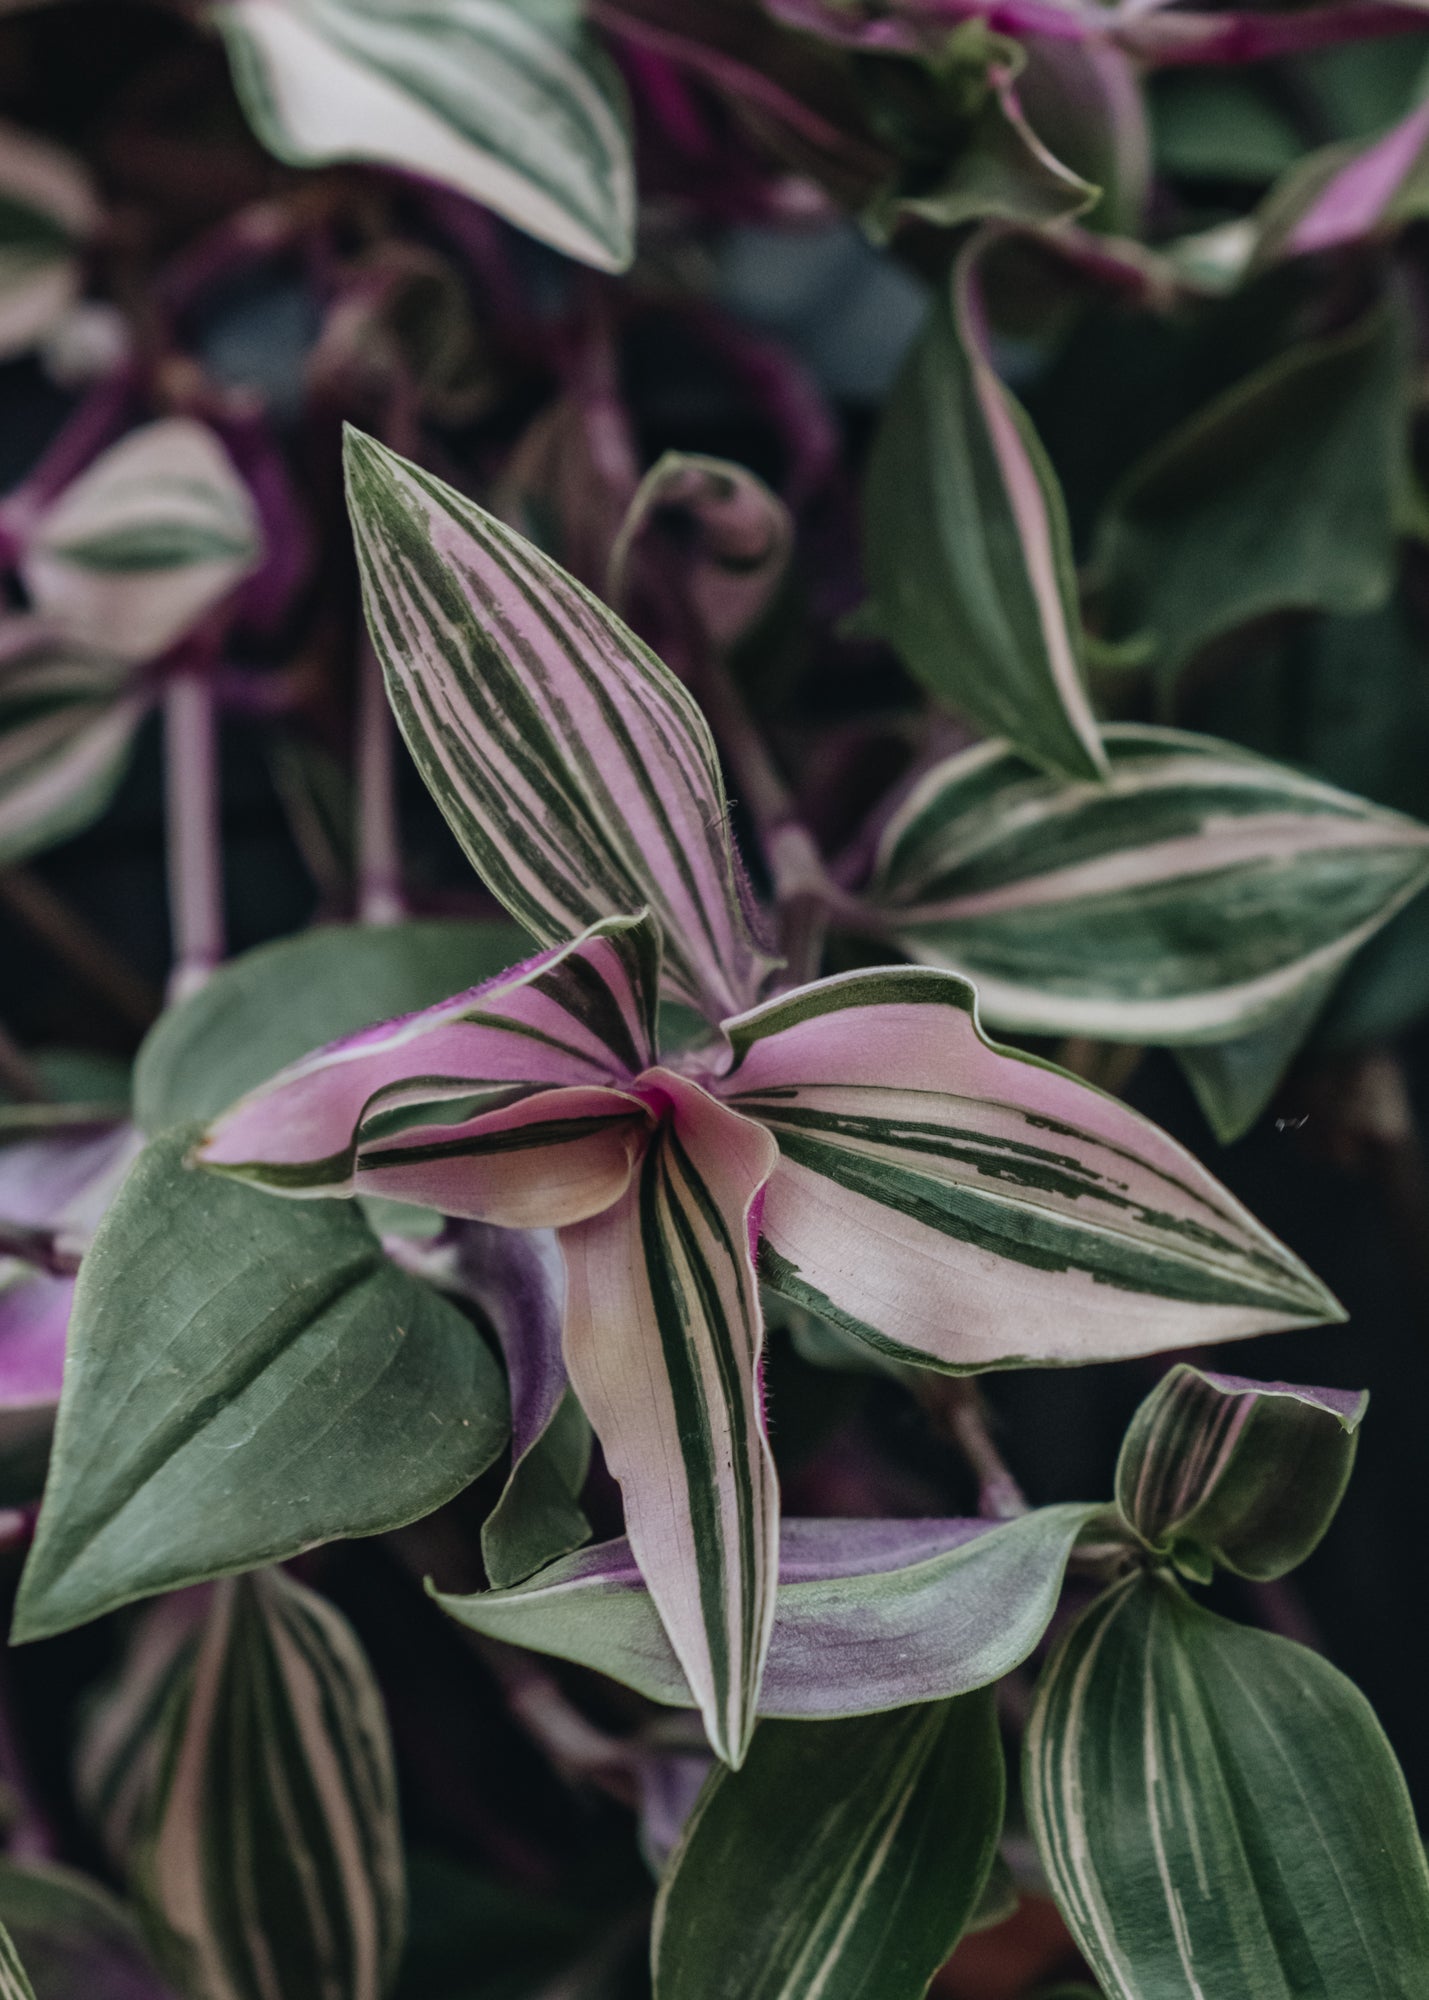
[0,1860,171,2000]
[132,1570,404,2000]
[216,0,635,271]
[864,235,1105,781]
[653,1689,1004,2000]
[11,1125,508,1642]
[1174,968,1338,1142]
[1115,1364,1365,1580]
[481,1386,591,1591]
[1025,1573,1429,2000]
[869,724,1429,1048]
[1096,309,1409,690]
[134,917,529,1135]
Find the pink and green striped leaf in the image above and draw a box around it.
[559,1071,779,1766]
[131,1570,404,2000]
[718,970,1342,1371]
[1115,1365,1366,1582]
[868,724,1429,1044]
[863,233,1105,783]
[0,116,97,362]
[433,1503,1103,1716]
[1025,1574,1429,2000]
[344,428,776,1021]
[0,1921,35,2000]
[197,913,660,1217]
[1259,99,1429,260]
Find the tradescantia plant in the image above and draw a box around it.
[4,1,1429,1996]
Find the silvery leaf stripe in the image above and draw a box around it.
[561,1071,779,1768]
[434,1504,1105,1717]
[1114,1365,1366,1582]
[133,1569,404,2000]
[0,115,98,362]
[344,428,776,1021]
[20,419,264,663]
[197,913,661,1219]
[217,0,634,271]
[719,970,1341,1371]
[0,1923,35,2000]
[868,725,1429,1043]
[0,631,149,869]
[1025,1574,1429,2000]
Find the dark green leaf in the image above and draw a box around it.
[1026,1574,1429,1999]
[134,919,529,1135]
[653,1689,1004,2000]
[0,1861,173,2000]
[12,1126,508,1641]
[1097,310,1409,689]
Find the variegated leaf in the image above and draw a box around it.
[559,1071,779,1767]
[1025,1574,1429,1999]
[1115,1365,1366,1582]
[1173,965,1339,1144]
[1258,98,1429,260]
[20,421,263,662]
[197,913,660,1213]
[868,725,1429,1043]
[344,428,776,1019]
[434,1503,1103,1716]
[0,1921,35,2000]
[0,626,149,869]
[652,1689,1003,2000]
[863,233,1105,783]
[132,1570,404,2000]
[0,118,97,361]
[216,0,634,270]
[719,970,1341,1370]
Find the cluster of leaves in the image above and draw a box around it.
[3,0,1429,1997]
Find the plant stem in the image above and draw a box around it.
[0,869,160,1030]
[355,636,406,925]
[163,666,225,1004]
[915,1375,1030,1520]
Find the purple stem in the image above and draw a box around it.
[163,660,226,1004]
[355,635,406,925]
[0,363,138,559]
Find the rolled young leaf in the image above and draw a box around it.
[1095,309,1408,690]
[719,969,1342,1371]
[344,428,776,1020]
[196,913,661,1209]
[0,118,97,361]
[0,626,151,871]
[652,1688,1004,2000]
[19,420,264,663]
[11,1125,509,1642]
[130,1570,404,2000]
[867,724,1429,1043]
[863,232,1105,783]
[1115,1364,1366,1581]
[434,1504,1103,1716]
[217,0,634,272]
[1025,1573,1429,1999]
[559,1071,779,1768]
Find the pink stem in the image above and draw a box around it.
[164,664,226,1003]
[355,635,406,925]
